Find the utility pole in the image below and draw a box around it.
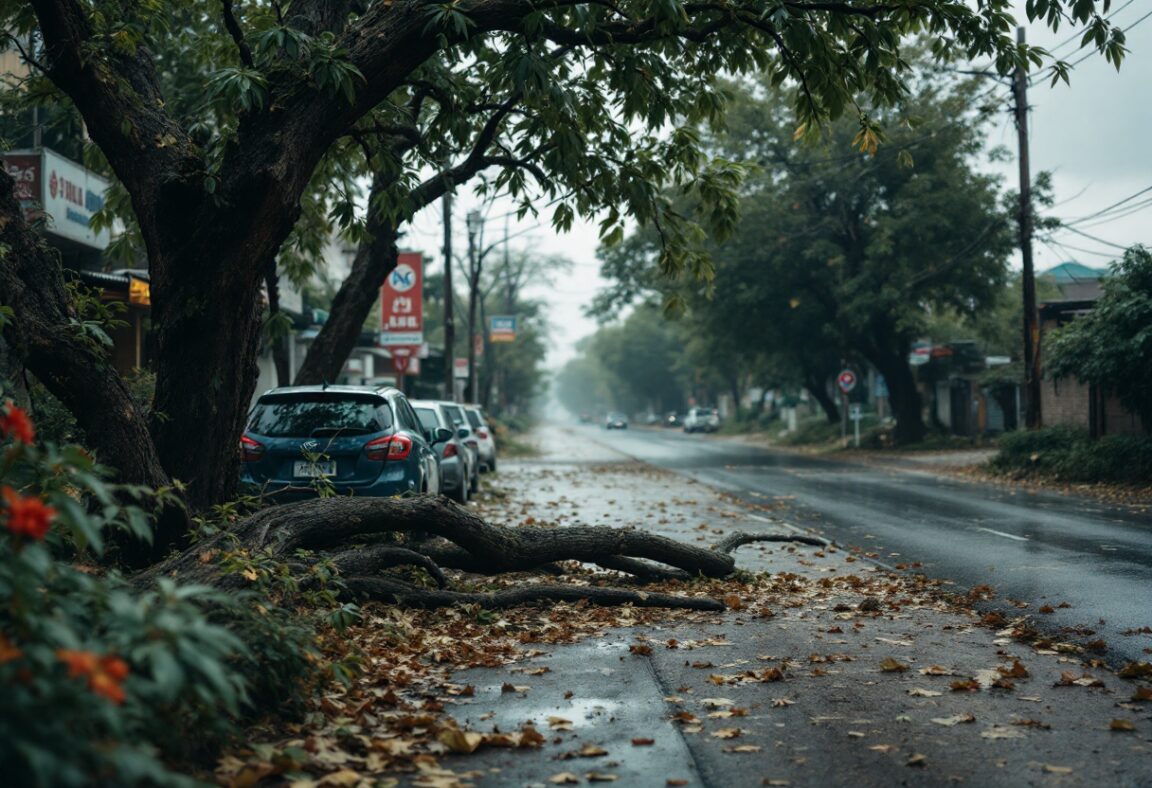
[465,210,482,403]
[442,189,456,400]
[1013,25,1042,429]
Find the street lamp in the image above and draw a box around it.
[464,211,482,403]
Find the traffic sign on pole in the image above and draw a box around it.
[837,370,857,394]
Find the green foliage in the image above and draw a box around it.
[990,426,1152,483]
[1046,247,1152,430]
[0,392,325,784]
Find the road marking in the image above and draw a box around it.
[975,527,1029,542]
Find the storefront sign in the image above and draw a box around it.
[379,251,424,346]
[489,315,517,343]
[2,149,110,250]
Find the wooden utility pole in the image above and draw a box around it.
[442,189,455,400]
[465,210,482,403]
[1013,25,1042,429]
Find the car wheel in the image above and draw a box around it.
[469,469,480,494]
[454,474,469,504]
[488,456,497,473]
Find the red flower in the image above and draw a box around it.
[56,650,130,705]
[0,403,35,445]
[0,635,22,665]
[2,486,55,540]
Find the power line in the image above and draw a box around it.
[1063,184,1152,226]
[1074,195,1152,228]
[1056,224,1137,250]
[1045,0,1137,58]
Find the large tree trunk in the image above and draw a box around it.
[294,178,399,386]
[864,347,925,445]
[0,171,187,563]
[803,373,840,424]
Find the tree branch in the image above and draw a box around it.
[221,0,255,69]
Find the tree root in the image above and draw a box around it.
[134,498,829,611]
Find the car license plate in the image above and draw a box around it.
[294,460,335,478]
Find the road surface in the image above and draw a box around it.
[579,423,1152,665]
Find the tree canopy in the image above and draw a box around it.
[1046,246,1152,431]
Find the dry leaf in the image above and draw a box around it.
[630,644,653,656]
[1042,765,1073,774]
[723,594,745,610]
[931,714,975,727]
[919,665,954,676]
[981,726,1026,740]
[907,687,942,697]
[869,744,896,753]
[771,697,795,707]
[1109,719,1135,732]
[701,697,735,707]
[586,773,618,783]
[725,744,762,753]
[906,753,927,767]
[576,744,608,757]
[711,728,742,739]
[548,773,581,785]
[1131,686,1152,702]
[548,716,575,731]
[879,657,909,673]
[438,728,483,753]
[631,738,655,746]
[1118,662,1152,680]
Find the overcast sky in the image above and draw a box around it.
[405,3,1152,370]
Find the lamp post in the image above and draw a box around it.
[465,210,482,403]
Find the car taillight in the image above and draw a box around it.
[365,434,413,461]
[476,428,489,439]
[239,435,264,462]
[443,442,458,458]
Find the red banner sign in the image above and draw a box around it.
[380,252,424,345]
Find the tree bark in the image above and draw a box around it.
[863,346,925,445]
[0,171,186,563]
[135,495,742,610]
[803,373,840,424]
[294,180,399,387]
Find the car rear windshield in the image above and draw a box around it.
[414,407,440,433]
[465,410,482,428]
[442,405,465,426]
[247,393,392,438]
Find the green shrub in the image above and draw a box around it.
[0,392,324,785]
[989,426,1152,483]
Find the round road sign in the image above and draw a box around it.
[837,370,857,394]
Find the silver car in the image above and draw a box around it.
[683,406,720,433]
[462,404,498,472]
[411,400,476,503]
[438,401,483,487]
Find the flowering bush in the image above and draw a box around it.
[0,395,320,785]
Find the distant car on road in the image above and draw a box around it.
[683,407,720,433]
[605,412,629,430]
[411,399,476,504]
[240,385,446,502]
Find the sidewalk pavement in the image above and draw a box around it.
[431,426,1152,787]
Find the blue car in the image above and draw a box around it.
[239,385,447,502]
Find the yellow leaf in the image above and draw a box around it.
[548,773,581,785]
[1109,719,1136,732]
[438,727,483,754]
[879,657,909,673]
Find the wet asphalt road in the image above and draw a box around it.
[577,423,1152,665]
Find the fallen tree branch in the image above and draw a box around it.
[714,532,829,554]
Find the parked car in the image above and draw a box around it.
[461,404,498,472]
[604,412,629,430]
[664,411,682,428]
[240,385,446,502]
[683,406,720,433]
[438,401,482,489]
[410,399,476,504]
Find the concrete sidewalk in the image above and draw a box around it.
[431,426,1152,787]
